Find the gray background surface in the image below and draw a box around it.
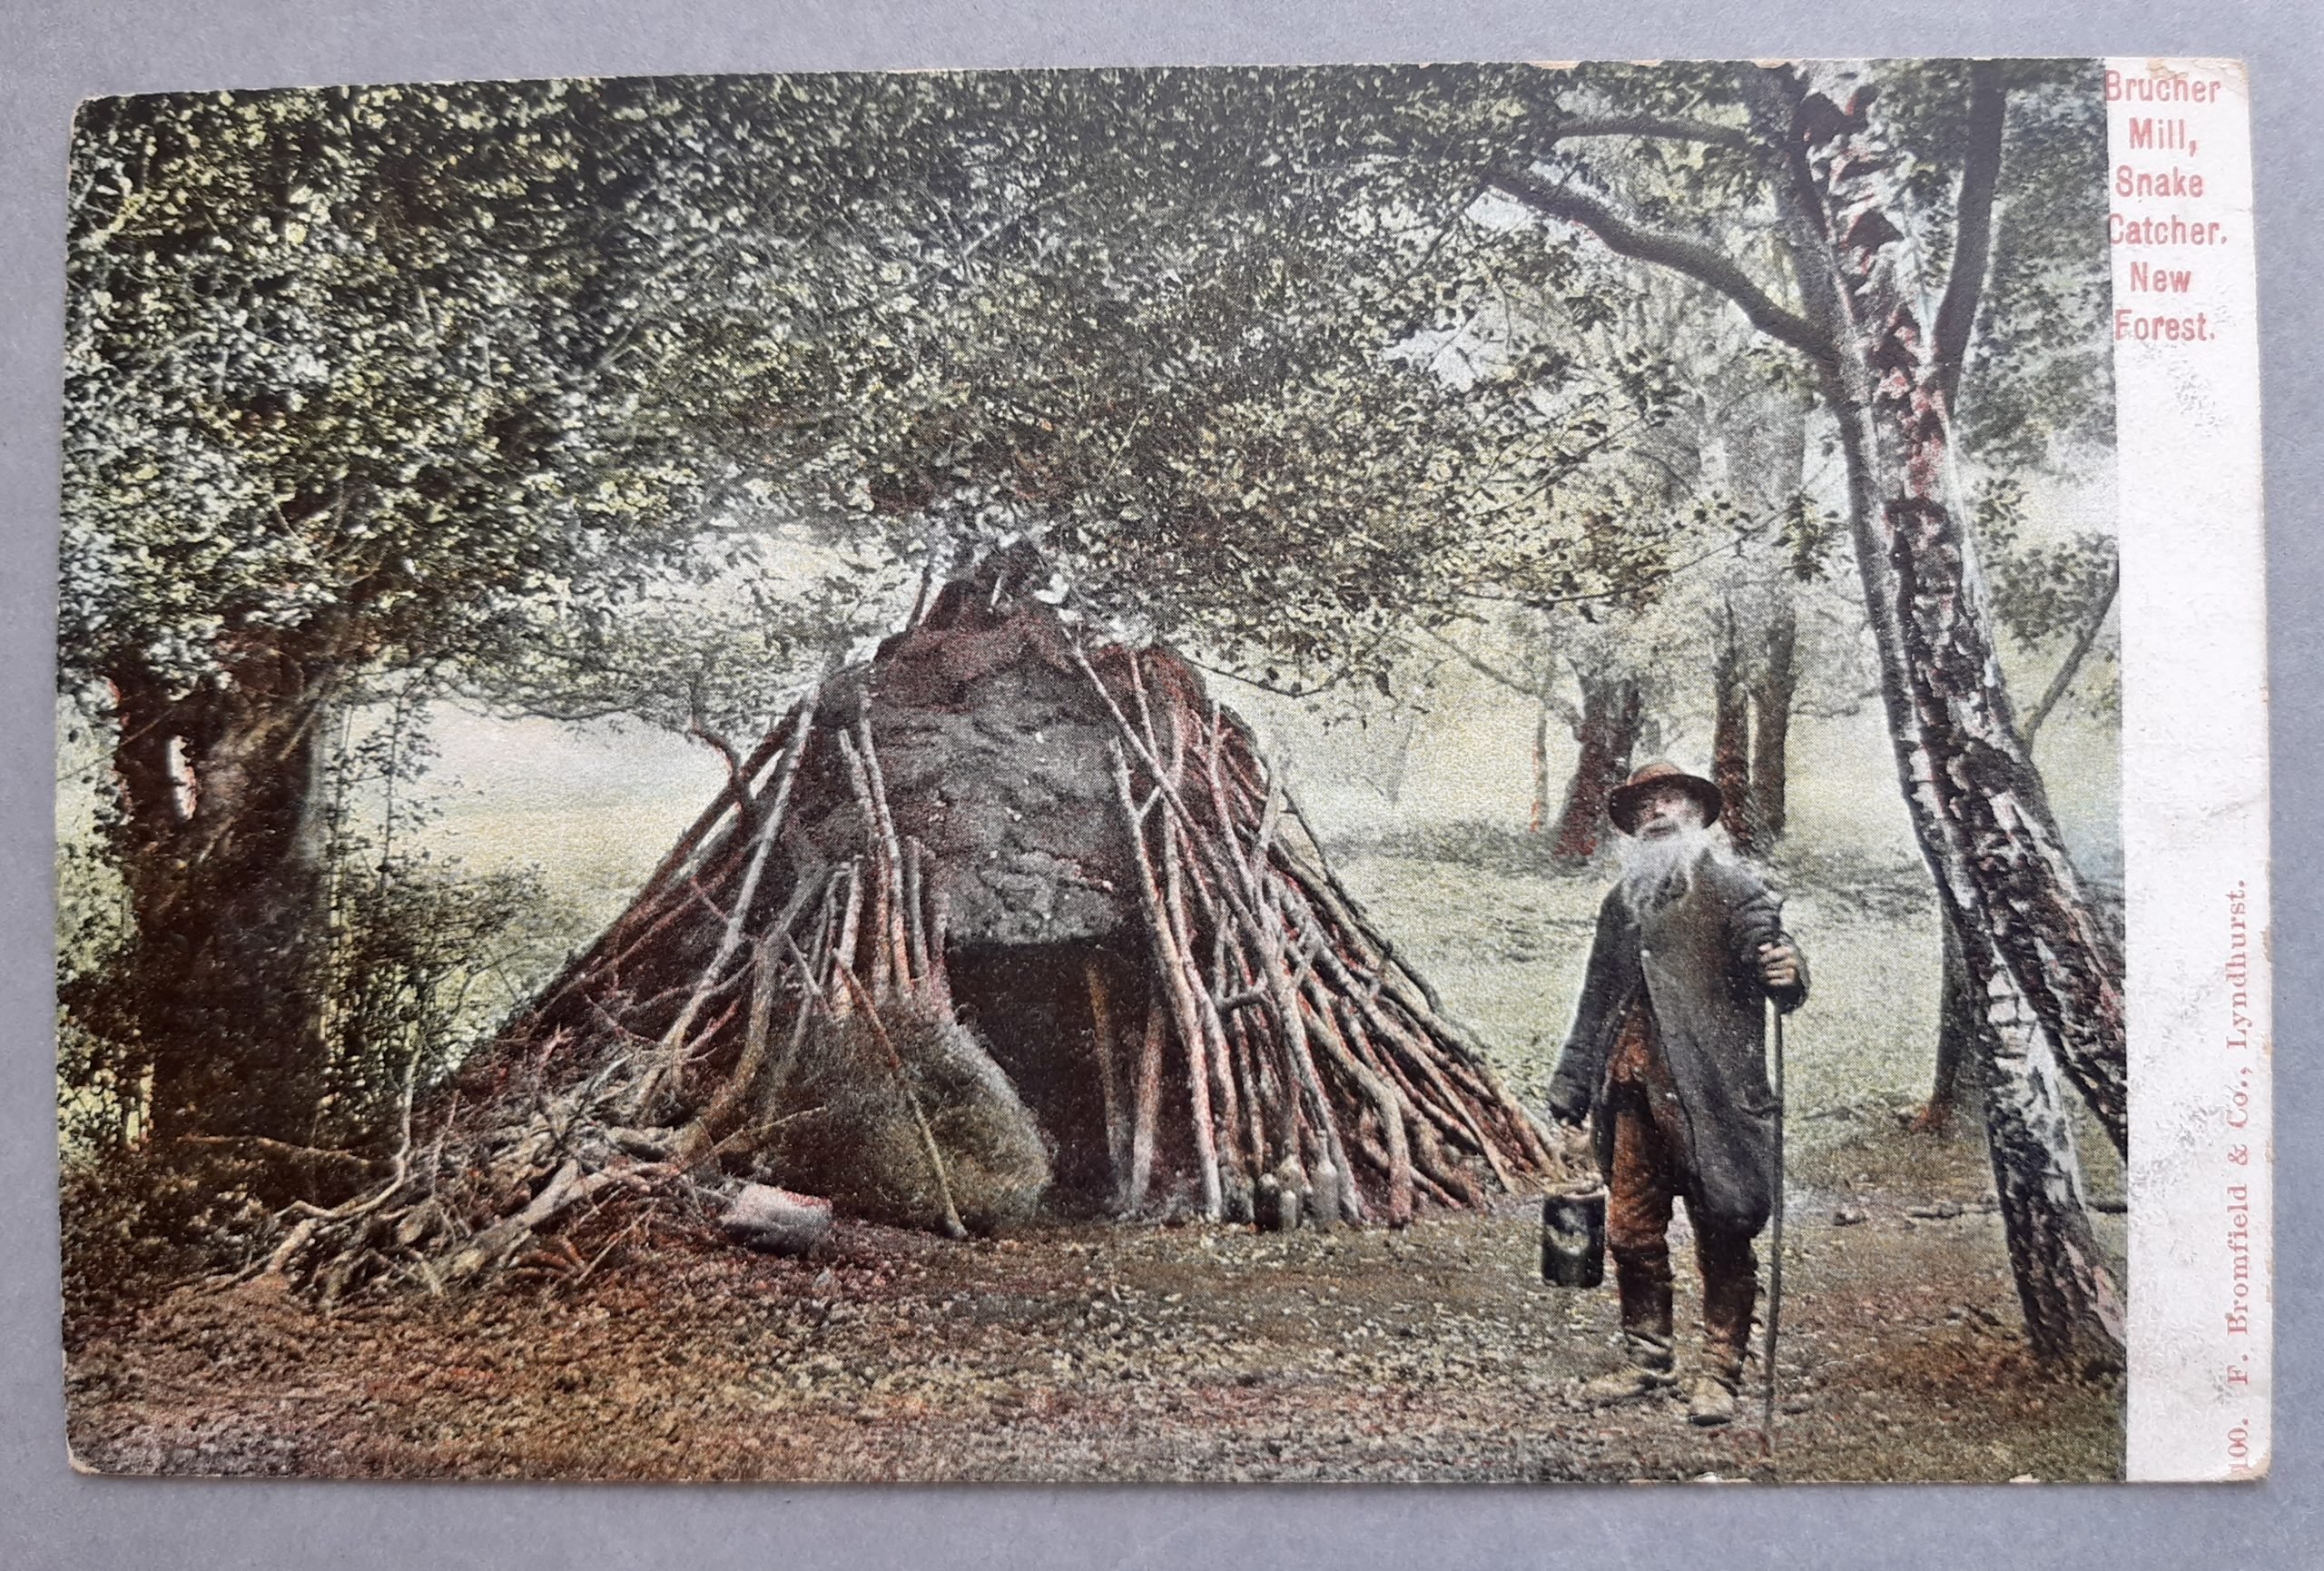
[3,3,2313,1566]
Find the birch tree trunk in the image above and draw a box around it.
[1744,63,2123,1366]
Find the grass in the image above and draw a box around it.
[1333,844,1950,1156]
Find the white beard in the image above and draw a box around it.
[1616,821,1721,916]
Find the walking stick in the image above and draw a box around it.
[1760,992,1786,1457]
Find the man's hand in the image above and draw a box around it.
[1758,942,1800,992]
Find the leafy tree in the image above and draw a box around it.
[1980,479,2120,746]
[803,67,1690,698]
[59,76,905,1147]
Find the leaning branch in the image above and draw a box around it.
[1415,624,1540,699]
[1539,114,1752,151]
[2020,560,2120,746]
[1488,167,1830,360]
[628,699,815,1115]
[1931,59,2008,411]
[685,705,749,805]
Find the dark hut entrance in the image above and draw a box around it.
[473,557,1568,1240]
[947,940,1148,1216]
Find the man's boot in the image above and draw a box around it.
[1689,1230,1758,1428]
[1686,1363,1740,1427]
[1581,1331,1675,1407]
[1582,1249,1677,1407]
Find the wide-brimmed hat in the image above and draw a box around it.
[1607,760,1725,836]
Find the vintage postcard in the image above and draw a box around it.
[54,56,2267,1482]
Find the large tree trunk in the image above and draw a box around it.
[1748,598,1797,845]
[1550,667,1644,865]
[1746,64,2123,1367]
[103,640,335,1149]
[1711,603,1756,853]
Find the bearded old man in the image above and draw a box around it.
[1546,761,1807,1427]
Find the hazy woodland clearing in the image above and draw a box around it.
[452,667,2126,1210]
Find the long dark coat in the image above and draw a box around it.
[1545,855,1808,1234]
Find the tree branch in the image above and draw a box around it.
[2021,560,2118,746]
[1414,624,1539,699]
[1931,60,2009,412]
[1172,655,1344,702]
[1488,167,1830,360]
[1453,511,1777,614]
[1539,114,1751,151]
[684,673,748,801]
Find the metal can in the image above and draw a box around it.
[1540,1188,1608,1288]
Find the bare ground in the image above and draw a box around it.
[62,1113,2122,1485]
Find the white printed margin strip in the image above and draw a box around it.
[2111,56,2270,1482]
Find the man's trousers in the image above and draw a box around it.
[1603,1004,1759,1386]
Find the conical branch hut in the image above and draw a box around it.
[279,568,1563,1297]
